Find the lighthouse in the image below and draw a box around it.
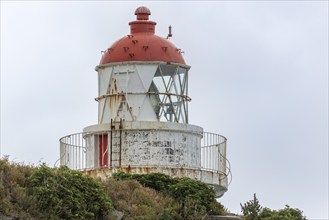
[59,6,231,197]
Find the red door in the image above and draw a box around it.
[99,134,108,167]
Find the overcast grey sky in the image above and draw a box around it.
[1,1,328,219]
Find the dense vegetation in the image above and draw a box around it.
[112,172,227,219]
[0,158,113,219]
[240,193,307,220]
[0,157,226,219]
[29,165,113,219]
[0,157,307,220]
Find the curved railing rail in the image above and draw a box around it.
[57,130,231,186]
[201,132,232,186]
[58,132,88,170]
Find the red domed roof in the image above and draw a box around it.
[100,7,185,65]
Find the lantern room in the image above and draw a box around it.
[96,7,189,124]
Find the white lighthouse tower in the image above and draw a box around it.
[59,6,231,197]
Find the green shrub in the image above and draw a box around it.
[240,193,262,220]
[112,171,132,180]
[29,165,113,219]
[168,177,216,219]
[259,205,307,220]
[0,156,36,218]
[241,194,307,220]
[208,200,228,215]
[104,178,179,220]
[131,172,178,193]
[111,172,226,219]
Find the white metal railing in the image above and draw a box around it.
[201,132,232,185]
[56,130,231,185]
[58,133,87,170]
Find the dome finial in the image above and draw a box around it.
[135,6,151,20]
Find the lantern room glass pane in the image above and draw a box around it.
[148,64,189,123]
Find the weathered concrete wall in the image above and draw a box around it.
[122,129,200,167]
[84,121,202,168]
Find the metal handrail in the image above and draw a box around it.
[95,92,191,102]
